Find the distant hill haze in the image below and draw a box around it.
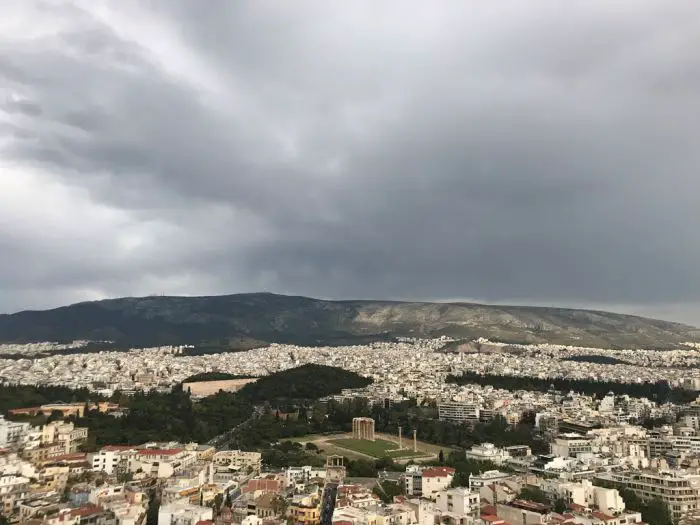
[0,292,698,349]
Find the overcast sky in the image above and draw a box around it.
[1,1,700,324]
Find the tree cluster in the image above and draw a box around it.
[75,388,252,448]
[447,371,697,404]
[238,364,372,403]
[0,384,96,413]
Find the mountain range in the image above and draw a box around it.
[0,293,698,350]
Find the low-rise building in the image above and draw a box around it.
[158,500,213,525]
[41,421,89,454]
[0,417,31,449]
[541,479,625,514]
[435,487,480,518]
[91,445,135,475]
[551,434,593,458]
[213,450,262,473]
[404,466,455,499]
[0,473,30,516]
[464,443,511,465]
[284,466,326,488]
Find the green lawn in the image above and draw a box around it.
[328,438,421,458]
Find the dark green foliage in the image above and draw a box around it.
[346,459,377,478]
[238,364,372,402]
[145,490,160,525]
[375,457,403,472]
[447,371,697,404]
[75,389,252,447]
[438,449,444,464]
[373,480,404,503]
[639,498,673,525]
[518,486,550,505]
[73,364,363,447]
[618,489,672,525]
[553,498,568,514]
[261,441,324,468]
[0,384,96,413]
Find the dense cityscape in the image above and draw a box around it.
[2,338,700,524]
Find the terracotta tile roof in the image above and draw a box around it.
[70,504,101,518]
[421,467,455,478]
[242,478,281,493]
[592,511,615,521]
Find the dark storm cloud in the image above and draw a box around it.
[2,0,700,324]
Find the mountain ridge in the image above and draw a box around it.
[0,292,698,350]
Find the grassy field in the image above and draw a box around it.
[328,438,421,458]
[282,432,454,461]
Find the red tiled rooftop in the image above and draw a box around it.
[70,504,101,518]
[421,466,455,477]
[242,478,281,493]
[102,445,136,452]
[592,511,615,521]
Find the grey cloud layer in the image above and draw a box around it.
[2,0,700,322]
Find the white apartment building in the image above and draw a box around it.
[213,450,262,472]
[131,449,197,479]
[438,402,480,423]
[284,466,326,487]
[464,443,510,465]
[435,487,480,518]
[468,470,513,490]
[606,469,700,522]
[91,446,135,475]
[0,474,30,516]
[550,434,593,458]
[541,479,625,514]
[420,467,455,499]
[158,500,213,525]
[42,421,88,454]
[405,465,423,497]
[0,417,31,449]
